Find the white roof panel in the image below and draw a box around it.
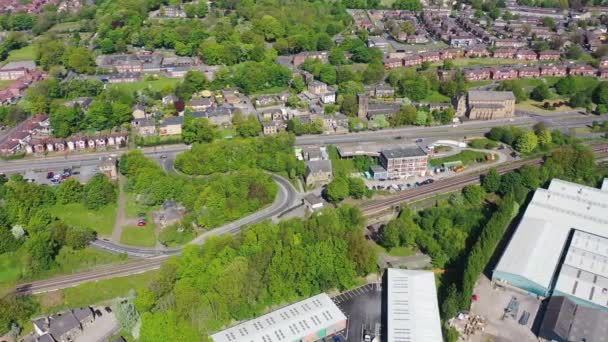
[495,179,608,303]
[210,293,346,342]
[387,269,442,342]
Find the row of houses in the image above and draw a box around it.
[0,115,50,155]
[459,63,602,81]
[383,46,562,70]
[0,69,46,105]
[24,133,128,155]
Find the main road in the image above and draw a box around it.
[1,111,605,174]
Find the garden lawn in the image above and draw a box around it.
[36,271,159,314]
[109,77,181,93]
[50,203,117,236]
[4,45,36,63]
[120,226,157,247]
[430,150,490,167]
[124,193,159,219]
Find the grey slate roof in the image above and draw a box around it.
[305,160,332,173]
[381,146,426,159]
[468,90,515,101]
[49,312,80,339]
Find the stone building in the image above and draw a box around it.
[457,90,515,120]
[379,146,428,179]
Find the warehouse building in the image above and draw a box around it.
[539,296,608,342]
[493,178,608,310]
[210,293,346,342]
[387,268,443,342]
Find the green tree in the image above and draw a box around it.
[83,174,116,210]
[462,185,486,205]
[182,116,218,144]
[554,76,577,96]
[537,129,552,146]
[530,83,550,101]
[235,115,261,138]
[348,177,368,199]
[326,177,349,202]
[483,168,501,193]
[363,62,384,85]
[291,75,306,93]
[56,178,83,204]
[515,131,538,153]
[24,231,57,272]
[565,45,583,59]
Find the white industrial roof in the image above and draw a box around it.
[554,230,608,307]
[210,293,346,342]
[495,179,608,301]
[387,268,443,342]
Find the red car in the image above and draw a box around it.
[137,220,146,227]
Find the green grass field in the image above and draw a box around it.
[430,150,490,167]
[0,252,22,285]
[4,45,36,63]
[422,91,450,103]
[36,270,159,314]
[446,57,534,67]
[120,226,157,247]
[109,77,181,93]
[49,21,82,32]
[50,203,117,237]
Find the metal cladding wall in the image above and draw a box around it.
[492,271,550,297]
[302,319,347,342]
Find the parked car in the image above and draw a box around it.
[415,138,424,143]
[137,219,146,227]
[46,172,54,179]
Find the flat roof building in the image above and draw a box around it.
[539,296,608,342]
[493,178,608,310]
[387,268,443,342]
[379,146,428,179]
[210,293,346,342]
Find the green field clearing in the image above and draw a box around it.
[50,203,117,236]
[422,91,450,103]
[445,58,535,67]
[4,45,36,63]
[374,244,416,257]
[120,226,157,247]
[36,270,159,314]
[430,150,491,167]
[109,77,181,93]
[124,193,159,219]
[0,252,22,284]
[49,21,82,32]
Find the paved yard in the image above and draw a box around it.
[333,283,383,342]
[75,306,119,342]
[459,276,540,342]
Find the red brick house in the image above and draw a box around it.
[384,58,403,70]
[540,64,567,77]
[465,46,489,58]
[515,49,538,61]
[538,50,561,61]
[491,67,518,80]
[493,48,516,59]
[402,55,423,67]
[463,68,491,81]
[568,64,597,76]
[518,66,541,78]
[420,51,441,63]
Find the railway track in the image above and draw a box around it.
[15,144,608,294]
[361,144,608,216]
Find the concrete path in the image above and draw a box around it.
[110,176,129,243]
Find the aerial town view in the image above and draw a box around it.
[0,0,608,341]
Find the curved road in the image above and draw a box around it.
[90,173,299,257]
[15,144,608,294]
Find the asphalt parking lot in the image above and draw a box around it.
[333,283,383,342]
[21,164,98,185]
